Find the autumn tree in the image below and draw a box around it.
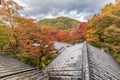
[56,31,71,42]
[40,25,59,41]
[66,22,87,44]
[86,3,120,62]
[0,0,23,54]
[78,22,87,35]
[0,0,56,69]
[30,34,54,69]
[76,22,87,40]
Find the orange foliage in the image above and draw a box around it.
[39,22,87,44]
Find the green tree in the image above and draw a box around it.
[0,21,9,49]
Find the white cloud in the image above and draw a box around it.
[14,0,115,21]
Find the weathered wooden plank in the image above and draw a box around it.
[0,54,47,80]
[0,42,120,80]
[87,43,120,80]
[45,43,84,79]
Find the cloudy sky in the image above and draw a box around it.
[15,0,115,21]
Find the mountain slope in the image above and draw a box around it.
[37,16,80,30]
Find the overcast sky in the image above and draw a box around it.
[15,0,115,21]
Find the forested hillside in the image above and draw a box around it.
[38,16,80,31]
[86,3,120,62]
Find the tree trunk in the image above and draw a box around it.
[38,56,42,70]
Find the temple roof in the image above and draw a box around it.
[0,42,120,80]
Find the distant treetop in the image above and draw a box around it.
[116,0,120,3]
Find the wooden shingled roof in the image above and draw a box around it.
[0,42,120,80]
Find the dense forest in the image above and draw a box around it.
[0,0,120,69]
[38,16,80,31]
[86,3,120,62]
